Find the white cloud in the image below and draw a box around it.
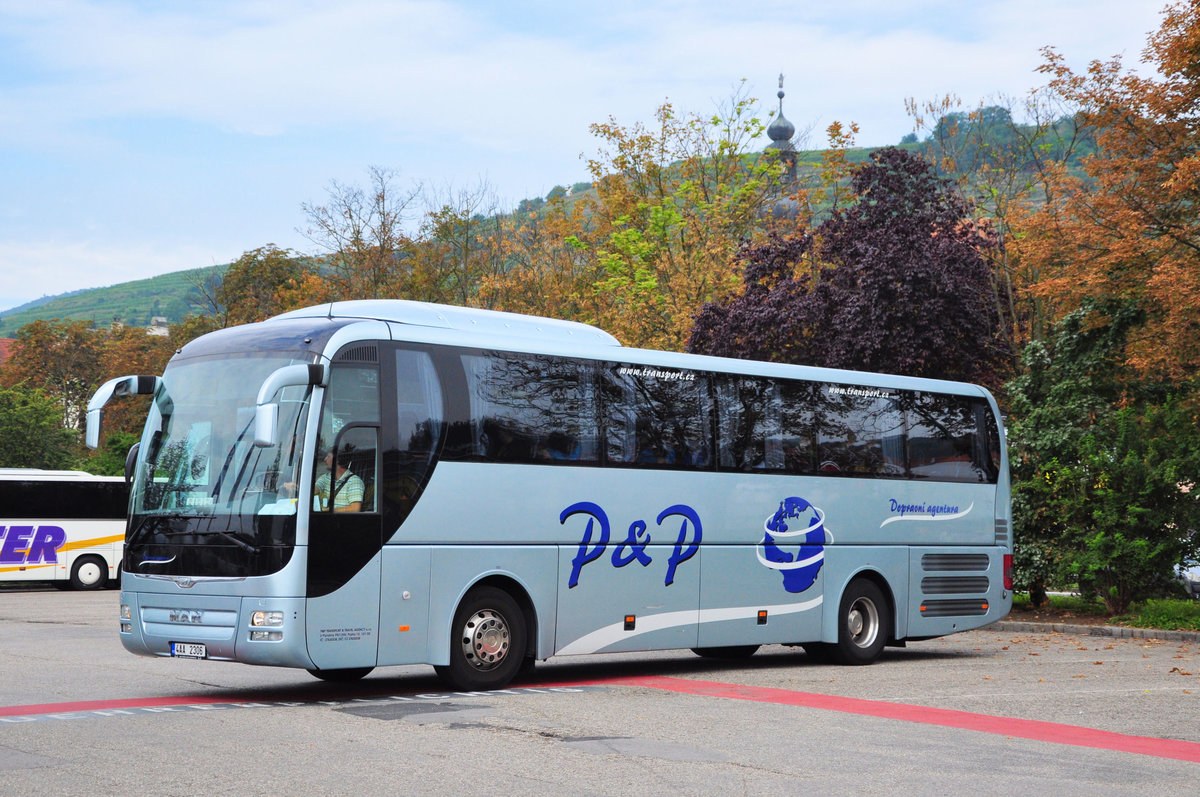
[0,0,1170,310]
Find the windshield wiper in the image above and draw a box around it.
[136,522,260,553]
[188,530,260,553]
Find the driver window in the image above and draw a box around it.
[314,363,381,513]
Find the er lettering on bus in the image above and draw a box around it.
[0,525,34,564]
[26,526,68,564]
[0,525,67,564]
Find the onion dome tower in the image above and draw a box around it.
[765,73,797,183]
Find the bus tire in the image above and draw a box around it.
[435,586,527,691]
[307,667,373,682]
[833,578,889,665]
[691,645,759,659]
[70,556,108,590]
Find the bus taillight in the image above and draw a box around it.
[1003,554,1013,591]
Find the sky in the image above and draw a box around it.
[0,0,1169,314]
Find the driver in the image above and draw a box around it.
[314,449,364,512]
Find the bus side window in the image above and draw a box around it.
[715,376,783,472]
[907,393,981,483]
[603,365,710,469]
[391,349,443,506]
[461,353,598,466]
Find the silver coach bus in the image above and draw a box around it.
[87,300,1012,690]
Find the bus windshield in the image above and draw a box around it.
[132,352,315,521]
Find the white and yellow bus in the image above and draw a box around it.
[0,469,127,589]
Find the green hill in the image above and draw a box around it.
[0,265,224,338]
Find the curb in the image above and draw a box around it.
[986,620,1200,643]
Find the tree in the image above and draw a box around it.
[905,94,1096,356]
[1021,0,1200,381]
[298,165,421,301]
[0,384,78,469]
[482,87,792,350]
[1006,302,1200,612]
[414,180,504,305]
[689,147,1009,387]
[89,323,174,450]
[87,431,140,476]
[196,245,309,326]
[0,319,105,433]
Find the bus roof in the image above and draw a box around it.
[272,300,622,348]
[265,300,992,400]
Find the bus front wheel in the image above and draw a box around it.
[833,578,889,665]
[70,556,108,590]
[435,586,527,691]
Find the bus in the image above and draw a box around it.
[86,300,1012,689]
[0,469,127,589]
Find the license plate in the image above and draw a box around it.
[170,642,207,659]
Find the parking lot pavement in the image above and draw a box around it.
[2,587,1198,795]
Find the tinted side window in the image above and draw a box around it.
[816,386,905,477]
[603,365,710,469]
[778,381,822,474]
[716,376,783,471]
[395,349,443,460]
[462,353,598,465]
[0,480,128,520]
[907,392,988,483]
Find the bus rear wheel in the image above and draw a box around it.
[70,556,108,590]
[833,578,889,665]
[435,586,527,691]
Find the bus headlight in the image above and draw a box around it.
[250,610,283,627]
[120,604,131,620]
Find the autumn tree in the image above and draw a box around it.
[578,90,790,350]
[90,323,174,449]
[0,319,106,432]
[296,165,421,302]
[413,180,506,305]
[1020,0,1200,380]
[196,245,310,326]
[689,147,1009,386]
[906,94,1096,355]
[478,190,604,321]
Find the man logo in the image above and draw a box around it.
[169,609,203,624]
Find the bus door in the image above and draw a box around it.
[305,353,384,671]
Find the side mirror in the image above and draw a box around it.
[254,363,326,447]
[86,375,160,449]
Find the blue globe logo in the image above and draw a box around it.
[756,497,829,593]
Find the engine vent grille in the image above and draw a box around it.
[920,599,990,617]
[921,553,990,572]
[921,576,990,594]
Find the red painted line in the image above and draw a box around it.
[580,675,1200,764]
[0,694,233,718]
[6,674,1199,765]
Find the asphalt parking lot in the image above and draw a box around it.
[1,587,1197,795]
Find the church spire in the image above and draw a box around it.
[765,73,796,182]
